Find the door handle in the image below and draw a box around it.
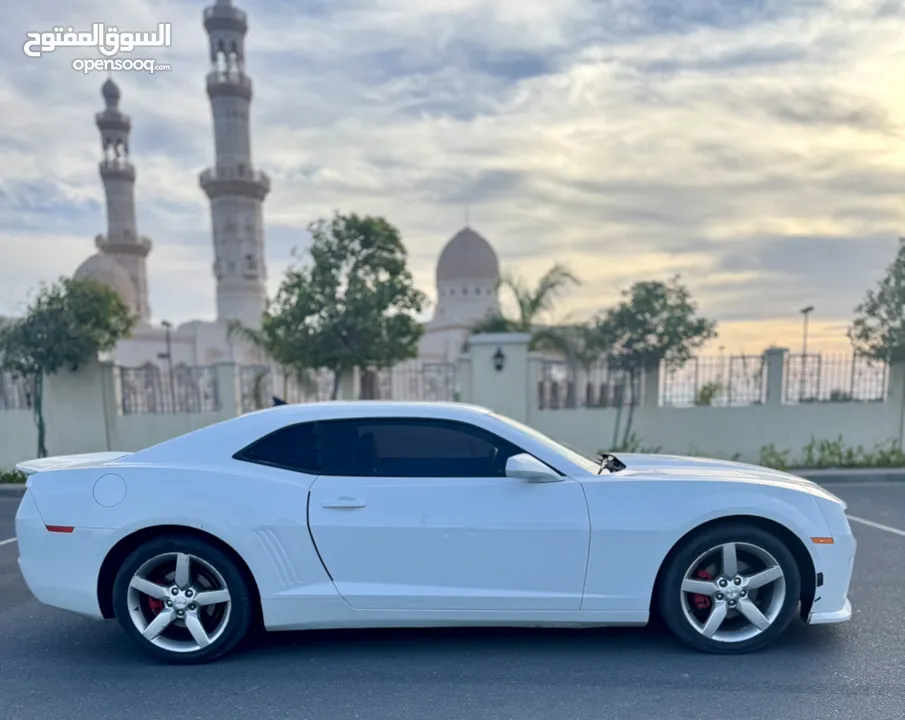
[321,497,366,509]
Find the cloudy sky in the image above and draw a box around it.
[1,0,903,354]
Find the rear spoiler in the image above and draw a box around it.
[16,451,130,477]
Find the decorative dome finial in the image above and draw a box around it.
[101,78,120,107]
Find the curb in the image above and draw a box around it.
[794,469,905,483]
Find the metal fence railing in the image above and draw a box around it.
[538,359,643,410]
[117,364,220,415]
[534,352,891,409]
[661,355,767,407]
[0,372,33,410]
[783,353,887,404]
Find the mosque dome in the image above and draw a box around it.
[74,253,138,311]
[435,227,500,285]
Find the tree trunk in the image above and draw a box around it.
[611,380,623,450]
[33,373,47,458]
[621,367,638,448]
[331,368,342,400]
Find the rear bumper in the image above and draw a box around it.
[15,491,115,620]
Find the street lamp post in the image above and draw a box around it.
[799,306,814,402]
[157,320,176,412]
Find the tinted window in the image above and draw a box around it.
[318,418,524,478]
[234,422,320,474]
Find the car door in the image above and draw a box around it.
[306,417,591,612]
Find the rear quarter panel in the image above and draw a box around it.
[579,475,830,612]
[25,460,337,602]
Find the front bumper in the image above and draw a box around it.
[809,597,852,624]
[806,533,856,625]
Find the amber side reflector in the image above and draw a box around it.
[810,536,834,544]
[45,525,74,534]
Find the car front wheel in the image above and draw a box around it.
[112,535,254,664]
[658,523,802,654]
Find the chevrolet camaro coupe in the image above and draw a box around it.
[14,401,855,664]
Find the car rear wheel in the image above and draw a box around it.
[658,523,801,654]
[112,535,254,664]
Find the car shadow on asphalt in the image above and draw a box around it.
[233,619,848,664]
[4,612,850,672]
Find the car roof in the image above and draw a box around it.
[247,400,491,419]
[127,401,495,465]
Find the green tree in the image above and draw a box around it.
[471,262,580,342]
[603,275,717,448]
[849,236,905,363]
[0,277,135,458]
[263,212,426,399]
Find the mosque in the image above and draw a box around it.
[71,0,503,370]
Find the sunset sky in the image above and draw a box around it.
[1,0,903,355]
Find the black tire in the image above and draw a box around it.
[657,523,801,654]
[112,535,254,664]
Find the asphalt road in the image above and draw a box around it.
[1,483,904,720]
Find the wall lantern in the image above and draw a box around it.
[493,347,506,372]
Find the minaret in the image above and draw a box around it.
[95,78,152,322]
[199,0,270,330]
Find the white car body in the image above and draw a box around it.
[14,402,854,656]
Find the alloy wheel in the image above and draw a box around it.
[126,551,232,653]
[679,541,787,643]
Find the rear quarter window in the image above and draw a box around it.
[233,422,320,474]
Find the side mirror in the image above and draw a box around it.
[505,453,562,483]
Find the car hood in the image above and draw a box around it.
[608,452,840,501]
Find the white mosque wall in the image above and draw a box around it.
[418,325,470,363]
[108,319,266,369]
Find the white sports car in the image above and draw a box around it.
[14,402,855,664]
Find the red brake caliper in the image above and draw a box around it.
[690,569,713,611]
[148,597,164,616]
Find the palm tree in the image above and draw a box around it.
[226,320,318,402]
[471,263,581,341]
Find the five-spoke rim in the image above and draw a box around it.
[126,552,232,653]
[679,542,786,643]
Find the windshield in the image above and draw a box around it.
[489,412,601,475]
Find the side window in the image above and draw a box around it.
[234,422,319,474]
[318,418,524,478]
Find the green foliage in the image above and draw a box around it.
[758,443,791,470]
[0,469,26,484]
[848,236,905,363]
[471,262,580,340]
[602,275,718,374]
[597,434,904,471]
[0,277,135,458]
[759,437,905,470]
[602,275,718,447]
[261,212,426,398]
[0,277,134,377]
[695,381,723,406]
